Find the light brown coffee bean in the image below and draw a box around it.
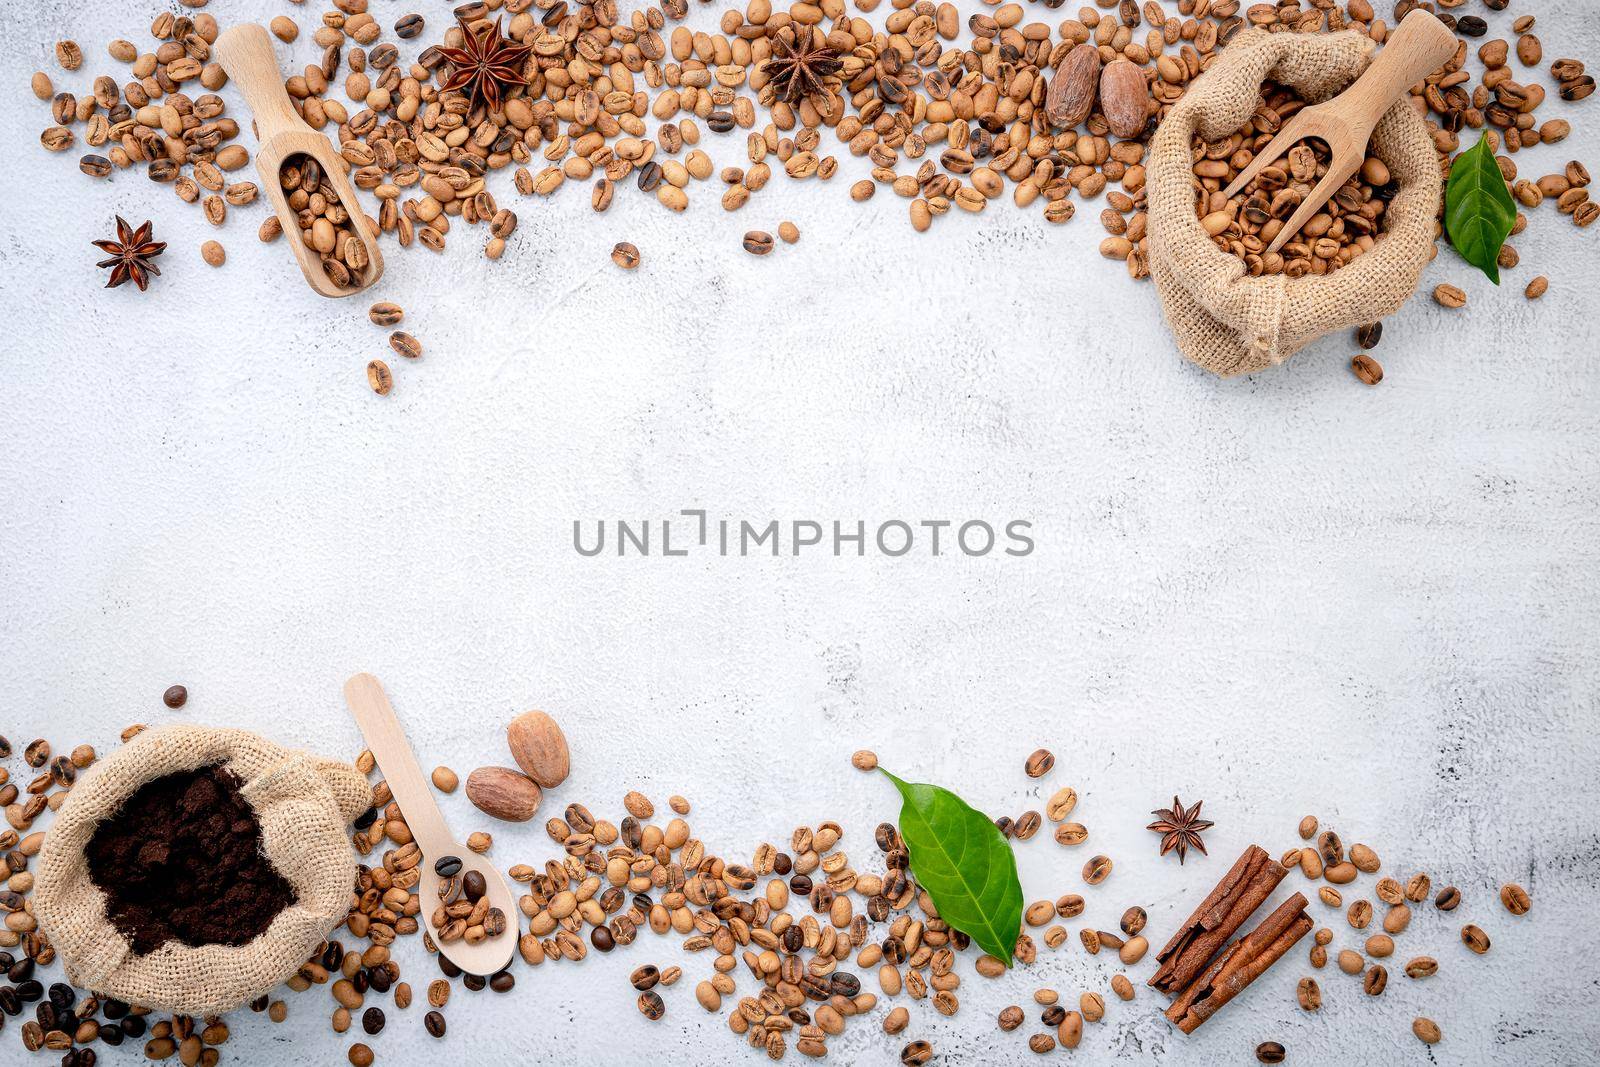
[366,360,393,396]
[611,242,640,269]
[1404,956,1438,979]
[1024,749,1054,778]
[1434,284,1467,308]
[1461,924,1491,954]
[201,240,225,267]
[1413,1017,1441,1044]
[742,230,774,255]
[1363,964,1387,996]
[1296,977,1321,1011]
[1083,855,1112,885]
[1500,883,1530,915]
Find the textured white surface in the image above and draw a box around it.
[3,1,1600,1065]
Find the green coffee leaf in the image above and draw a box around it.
[1445,132,1517,285]
[881,770,1023,966]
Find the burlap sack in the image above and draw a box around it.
[1147,28,1442,377]
[34,723,369,1016]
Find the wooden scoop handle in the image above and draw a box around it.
[342,673,456,859]
[1338,10,1459,139]
[215,24,309,139]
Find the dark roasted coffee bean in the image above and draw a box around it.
[353,807,377,830]
[0,736,9,758]
[790,873,812,895]
[366,967,391,994]
[461,870,486,901]
[828,972,860,998]
[901,1040,933,1066]
[98,1023,124,1047]
[875,823,900,852]
[434,856,463,878]
[424,1010,446,1037]
[782,925,804,953]
[361,1008,384,1035]
[1456,16,1487,36]
[0,986,20,1016]
[322,943,343,971]
[1256,1041,1287,1064]
[637,990,665,1020]
[437,956,461,979]
[1042,1005,1066,1026]
[23,740,49,768]
[79,154,113,179]
[16,979,42,1001]
[591,926,615,952]
[34,1001,55,1031]
[1356,322,1383,349]
[635,162,662,192]
[48,985,74,1012]
[489,970,514,993]
[394,13,425,38]
[772,852,792,875]
[119,1015,145,1039]
[1434,886,1461,911]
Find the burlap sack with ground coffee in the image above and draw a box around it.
[1146,28,1441,377]
[34,723,369,1016]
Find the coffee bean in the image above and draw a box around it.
[1120,906,1146,936]
[1256,1041,1286,1064]
[1083,855,1113,885]
[361,1008,384,1035]
[1041,1005,1066,1026]
[433,856,462,878]
[998,1005,1024,1031]
[1027,1034,1055,1053]
[461,870,486,901]
[1412,1017,1442,1044]
[1500,883,1530,915]
[366,360,393,396]
[368,302,404,327]
[1356,322,1383,349]
[394,14,425,39]
[159,685,186,711]
[1296,977,1320,1011]
[1461,924,1491,954]
[1434,886,1460,911]
[1456,16,1487,36]
[1025,748,1055,778]
[591,926,615,952]
[1363,964,1388,995]
[901,1040,933,1066]
[23,741,49,768]
[1404,956,1438,979]
[1351,354,1383,385]
[489,970,514,993]
[742,230,774,255]
[424,1010,445,1037]
[637,990,665,1020]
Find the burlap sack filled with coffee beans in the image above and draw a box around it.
[34,723,370,1016]
[1146,28,1441,377]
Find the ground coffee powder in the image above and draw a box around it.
[85,764,297,955]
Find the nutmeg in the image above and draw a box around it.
[506,710,570,789]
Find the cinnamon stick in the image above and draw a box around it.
[1165,892,1313,1033]
[1148,844,1288,996]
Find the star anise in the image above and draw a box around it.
[762,24,842,105]
[1147,796,1213,864]
[436,15,532,112]
[92,216,166,291]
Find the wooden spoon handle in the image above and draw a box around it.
[214,24,307,137]
[1340,10,1459,136]
[343,673,456,858]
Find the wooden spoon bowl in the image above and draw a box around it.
[215,24,383,297]
[343,673,516,976]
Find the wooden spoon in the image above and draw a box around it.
[342,673,516,976]
[215,23,383,297]
[1221,9,1459,255]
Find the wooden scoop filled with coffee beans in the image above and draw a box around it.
[215,23,383,297]
[343,673,516,976]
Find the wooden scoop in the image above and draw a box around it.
[1222,9,1458,255]
[343,673,516,976]
[215,24,382,297]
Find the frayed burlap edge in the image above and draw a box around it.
[1147,28,1442,377]
[34,723,369,1016]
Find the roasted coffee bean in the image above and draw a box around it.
[1025,748,1055,778]
[901,1040,933,1066]
[1456,16,1487,36]
[434,856,463,878]
[1461,924,1491,954]
[1413,1017,1442,1045]
[1351,354,1383,385]
[424,1010,446,1037]
[23,741,49,768]
[394,14,425,39]
[1356,322,1383,350]
[1364,964,1388,995]
[368,302,404,326]
[1121,906,1147,935]
[591,926,615,952]
[1014,811,1042,840]
[742,230,774,255]
[361,1008,384,1035]
[630,965,660,991]
[461,973,485,992]
[1256,1042,1286,1064]
[489,970,514,993]
[461,870,486,901]
[1500,883,1530,915]
[1083,856,1113,885]
[163,685,187,708]
[1041,1005,1066,1026]
[1296,977,1321,1011]
[1434,886,1460,911]
[829,972,860,998]
[998,1005,1024,1031]
[637,990,665,1020]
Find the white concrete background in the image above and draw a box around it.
[3,1,1599,1064]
